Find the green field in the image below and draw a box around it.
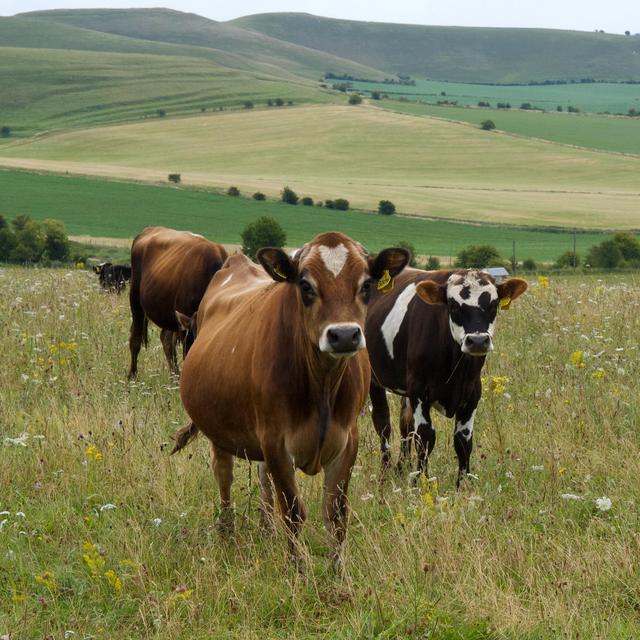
[2,105,639,230]
[0,170,610,262]
[352,79,640,115]
[376,100,640,156]
[2,269,639,638]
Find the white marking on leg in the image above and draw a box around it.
[381,283,416,359]
[318,244,348,277]
[412,400,427,436]
[455,411,475,441]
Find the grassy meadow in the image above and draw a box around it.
[352,79,640,115]
[1,268,639,639]
[0,170,610,263]
[376,100,640,156]
[2,105,640,230]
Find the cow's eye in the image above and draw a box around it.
[300,279,314,294]
[361,279,372,294]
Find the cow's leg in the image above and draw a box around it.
[160,328,179,376]
[211,444,234,534]
[262,442,306,557]
[369,381,392,469]
[127,288,146,379]
[258,461,275,531]
[454,408,476,488]
[322,429,358,570]
[397,396,414,470]
[412,397,436,478]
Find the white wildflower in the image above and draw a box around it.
[360,493,374,501]
[561,493,582,501]
[99,504,117,512]
[595,496,612,512]
[0,519,7,531]
[4,433,29,447]
[15,512,25,518]
[152,518,162,527]
[531,465,544,471]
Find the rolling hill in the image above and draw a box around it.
[231,13,640,83]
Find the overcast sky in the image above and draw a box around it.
[2,0,639,34]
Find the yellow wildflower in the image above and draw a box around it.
[537,275,549,289]
[591,369,606,380]
[12,591,27,604]
[104,569,122,595]
[570,351,585,369]
[489,375,508,396]
[34,571,57,592]
[82,541,105,577]
[85,445,103,462]
[394,512,407,526]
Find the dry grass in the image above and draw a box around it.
[1,267,639,639]
[1,105,640,229]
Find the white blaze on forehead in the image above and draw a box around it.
[318,243,349,277]
[455,411,475,442]
[447,270,498,307]
[381,283,416,359]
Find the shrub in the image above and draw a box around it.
[378,200,396,215]
[300,196,314,206]
[252,192,266,201]
[243,101,254,109]
[227,186,240,197]
[455,245,502,269]
[348,94,363,105]
[325,200,334,209]
[481,120,496,131]
[520,103,532,110]
[371,91,381,100]
[522,258,538,271]
[554,251,581,269]
[281,186,299,205]
[424,255,441,270]
[477,101,490,107]
[275,98,285,107]
[586,240,622,269]
[398,241,417,267]
[10,217,45,263]
[0,227,16,261]
[557,105,563,112]
[287,101,293,106]
[567,105,580,113]
[156,109,166,117]
[240,216,286,260]
[167,173,181,184]
[333,198,350,211]
[43,219,70,262]
[611,232,640,263]
[1,126,10,138]
[267,99,274,107]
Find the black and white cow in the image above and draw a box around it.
[93,262,132,293]
[365,268,527,485]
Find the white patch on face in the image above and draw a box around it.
[381,283,416,359]
[447,271,498,307]
[412,400,429,436]
[220,274,233,287]
[449,317,466,346]
[455,411,475,441]
[318,243,349,277]
[318,322,366,356]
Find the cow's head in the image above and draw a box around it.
[415,270,527,356]
[175,310,198,360]
[258,233,409,358]
[92,262,111,275]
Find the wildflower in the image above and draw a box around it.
[173,584,192,600]
[559,467,567,475]
[537,275,549,289]
[569,351,586,369]
[99,504,116,512]
[531,465,544,471]
[82,541,105,577]
[591,369,606,380]
[34,571,57,592]
[0,519,7,531]
[4,433,30,447]
[394,512,407,526]
[104,569,122,595]
[152,518,162,527]
[84,445,102,462]
[560,493,582,501]
[595,496,612,512]
[488,375,508,396]
[360,493,374,501]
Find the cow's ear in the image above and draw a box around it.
[368,247,410,293]
[257,247,297,283]
[175,310,192,332]
[496,278,528,309]
[416,280,447,305]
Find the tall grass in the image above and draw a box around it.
[1,268,638,638]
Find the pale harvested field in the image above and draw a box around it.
[2,105,639,229]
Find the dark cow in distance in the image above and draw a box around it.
[128,226,227,378]
[93,262,131,293]
[365,268,527,485]
[176,232,409,562]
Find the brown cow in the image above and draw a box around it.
[178,233,409,563]
[128,227,227,378]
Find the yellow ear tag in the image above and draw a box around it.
[272,264,286,280]
[377,270,394,293]
[499,296,511,310]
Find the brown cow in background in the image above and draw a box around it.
[177,232,409,564]
[128,226,227,378]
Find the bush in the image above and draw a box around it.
[424,256,441,270]
[586,232,640,269]
[241,216,286,260]
[243,101,254,109]
[520,103,532,110]
[455,245,502,269]
[481,120,496,131]
[556,105,563,112]
[227,186,240,197]
[1,126,10,138]
[567,105,580,113]
[167,173,181,184]
[0,227,16,261]
[378,200,396,215]
[275,98,284,107]
[477,101,490,107]
[611,232,640,263]
[252,192,266,201]
[324,200,334,209]
[554,250,581,269]
[10,216,45,263]
[522,258,537,271]
[348,94,363,105]
[43,219,70,262]
[156,109,166,117]
[267,99,273,107]
[281,186,299,205]
[332,198,350,211]
[371,91,381,100]
[398,241,417,268]
[300,196,314,206]
[0,215,72,264]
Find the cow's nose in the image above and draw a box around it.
[327,326,362,353]
[464,333,492,354]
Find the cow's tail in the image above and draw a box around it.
[170,421,199,454]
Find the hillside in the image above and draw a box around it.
[232,13,640,83]
[15,9,387,81]
[2,104,639,229]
